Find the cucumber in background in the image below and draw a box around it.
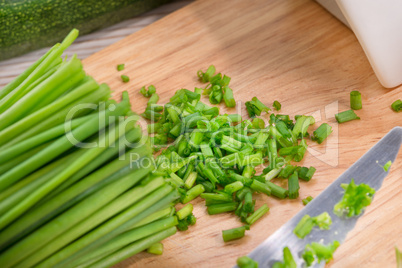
[0,0,172,60]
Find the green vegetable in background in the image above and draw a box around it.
[0,0,173,60]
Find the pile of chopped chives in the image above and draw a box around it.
[139,66,334,241]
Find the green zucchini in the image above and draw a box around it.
[0,0,172,60]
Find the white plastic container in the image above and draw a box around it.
[317,0,402,88]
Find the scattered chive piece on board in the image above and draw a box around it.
[391,99,402,112]
[121,75,130,83]
[116,64,125,71]
[383,161,392,172]
[335,110,360,123]
[273,100,281,111]
[350,90,362,110]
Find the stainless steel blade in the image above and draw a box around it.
[240,126,402,268]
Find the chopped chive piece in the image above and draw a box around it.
[265,168,281,181]
[292,115,314,138]
[302,196,313,205]
[279,165,297,178]
[200,192,232,204]
[313,212,332,229]
[222,226,247,242]
[147,93,159,107]
[335,110,360,123]
[333,179,375,217]
[168,172,184,187]
[121,75,130,83]
[350,90,362,110]
[243,192,254,213]
[273,100,281,111]
[294,215,314,239]
[207,202,238,215]
[116,64,125,71]
[272,247,296,268]
[396,246,402,268]
[312,123,332,144]
[147,242,163,255]
[298,166,316,181]
[245,97,270,117]
[184,171,198,189]
[224,181,244,195]
[237,256,258,268]
[288,171,299,199]
[245,204,269,225]
[182,184,205,204]
[140,85,156,97]
[383,160,392,172]
[391,99,402,112]
[223,86,236,108]
[198,65,216,83]
[177,203,193,220]
[250,180,271,196]
[302,241,340,267]
[294,212,332,239]
[266,182,288,199]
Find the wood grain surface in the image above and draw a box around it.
[4,0,402,267]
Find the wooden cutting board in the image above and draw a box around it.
[82,0,402,267]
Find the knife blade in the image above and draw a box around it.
[239,126,402,267]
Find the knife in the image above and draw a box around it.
[238,126,402,267]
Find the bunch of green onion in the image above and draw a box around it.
[0,29,179,267]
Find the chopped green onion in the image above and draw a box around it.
[292,115,314,138]
[207,202,238,215]
[223,86,236,108]
[312,123,332,144]
[182,184,205,204]
[245,97,270,117]
[294,215,314,239]
[177,204,193,220]
[224,181,244,195]
[396,246,402,268]
[198,65,216,83]
[184,171,197,189]
[200,192,232,205]
[335,110,360,123]
[147,242,163,255]
[272,247,296,268]
[273,100,281,111]
[288,171,299,199]
[250,180,271,196]
[333,179,375,217]
[222,226,247,242]
[298,166,316,182]
[116,64,125,71]
[266,182,288,199]
[313,212,332,229]
[350,90,362,110]
[279,165,297,178]
[302,241,340,266]
[383,160,392,172]
[121,75,130,83]
[245,204,269,225]
[265,168,281,181]
[237,256,258,268]
[391,99,402,112]
[302,196,313,205]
